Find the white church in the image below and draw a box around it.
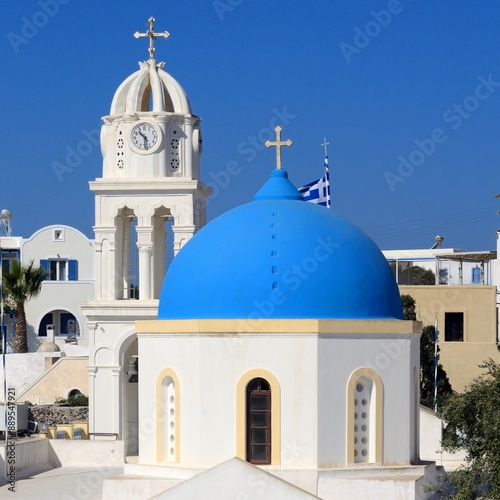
[0,17,444,499]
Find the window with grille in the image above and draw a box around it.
[246,378,271,464]
[353,378,373,463]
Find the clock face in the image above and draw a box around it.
[131,123,159,152]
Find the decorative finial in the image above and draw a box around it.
[134,17,170,60]
[321,138,330,157]
[265,126,293,170]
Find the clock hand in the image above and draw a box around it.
[136,130,149,149]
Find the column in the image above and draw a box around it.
[184,117,194,179]
[136,226,153,300]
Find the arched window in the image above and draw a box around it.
[353,377,374,463]
[156,369,180,463]
[347,368,383,464]
[246,378,271,464]
[161,376,176,462]
[38,310,79,337]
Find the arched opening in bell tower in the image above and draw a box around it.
[115,207,139,300]
[114,205,176,300]
[152,206,175,298]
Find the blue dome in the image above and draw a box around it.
[158,170,403,320]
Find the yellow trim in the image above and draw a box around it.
[236,369,281,465]
[346,367,384,464]
[156,368,181,463]
[137,319,421,335]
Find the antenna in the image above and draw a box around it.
[0,210,12,237]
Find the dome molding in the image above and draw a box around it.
[109,59,192,116]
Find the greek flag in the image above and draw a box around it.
[298,157,331,208]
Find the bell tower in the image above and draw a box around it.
[84,18,211,454]
[90,17,210,301]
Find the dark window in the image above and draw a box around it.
[445,312,464,342]
[246,378,271,464]
[38,313,53,337]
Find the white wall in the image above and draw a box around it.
[21,225,95,352]
[138,323,420,469]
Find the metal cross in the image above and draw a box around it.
[321,138,330,156]
[265,126,293,170]
[134,17,170,60]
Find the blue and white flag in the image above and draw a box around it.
[298,156,331,208]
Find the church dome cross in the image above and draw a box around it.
[265,126,293,170]
[134,17,170,60]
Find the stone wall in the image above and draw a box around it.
[29,405,88,426]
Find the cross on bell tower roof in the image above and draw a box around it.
[134,17,170,60]
[265,126,293,170]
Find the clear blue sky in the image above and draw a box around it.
[1,1,499,250]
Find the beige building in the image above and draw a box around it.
[384,245,500,392]
[399,285,499,392]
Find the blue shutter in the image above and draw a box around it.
[40,259,49,280]
[68,260,78,281]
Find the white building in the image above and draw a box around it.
[82,23,211,456]
[0,225,94,354]
[383,246,496,287]
[79,21,439,498]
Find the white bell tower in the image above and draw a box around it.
[84,18,211,454]
[90,17,210,301]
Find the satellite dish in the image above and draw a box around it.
[431,235,444,249]
[0,209,12,236]
[0,209,12,220]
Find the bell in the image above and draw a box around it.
[126,357,138,383]
[127,362,138,376]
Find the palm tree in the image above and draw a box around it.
[2,260,47,353]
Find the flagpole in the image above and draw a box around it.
[321,138,331,208]
[433,315,439,413]
[1,248,8,471]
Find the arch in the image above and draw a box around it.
[156,368,181,463]
[25,224,91,244]
[117,328,138,364]
[152,205,172,299]
[37,308,80,338]
[94,346,113,366]
[236,369,281,465]
[115,206,139,299]
[346,367,384,464]
[117,329,139,456]
[68,389,82,398]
